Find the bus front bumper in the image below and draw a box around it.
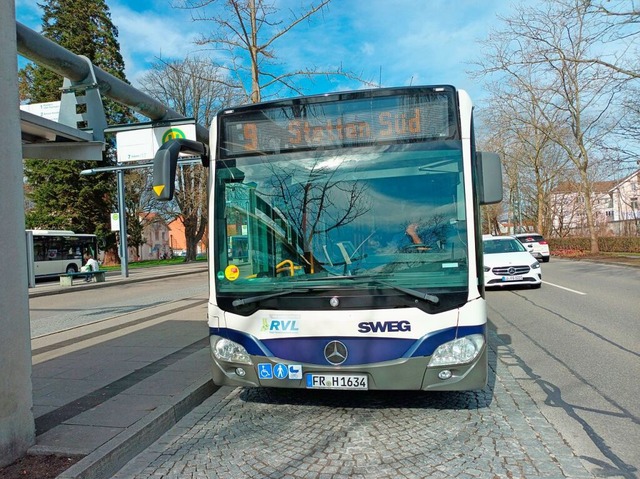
[208,335,488,392]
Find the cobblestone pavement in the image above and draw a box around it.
[114,331,595,479]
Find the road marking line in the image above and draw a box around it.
[542,281,586,295]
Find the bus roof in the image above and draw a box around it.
[27,229,76,235]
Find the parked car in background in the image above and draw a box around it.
[483,235,542,289]
[513,233,550,262]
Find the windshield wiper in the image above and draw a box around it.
[232,288,310,307]
[375,281,439,305]
[334,275,440,305]
[231,277,439,307]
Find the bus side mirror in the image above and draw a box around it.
[476,151,503,205]
[152,139,209,201]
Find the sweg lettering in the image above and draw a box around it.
[357,320,411,333]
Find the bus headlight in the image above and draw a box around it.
[428,334,485,367]
[213,338,251,364]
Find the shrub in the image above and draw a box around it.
[548,237,640,254]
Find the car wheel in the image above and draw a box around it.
[543,257,550,263]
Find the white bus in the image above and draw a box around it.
[26,230,98,279]
[153,85,502,390]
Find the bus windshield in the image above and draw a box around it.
[215,140,467,295]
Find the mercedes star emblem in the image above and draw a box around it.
[324,340,348,365]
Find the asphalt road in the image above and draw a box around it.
[486,258,640,479]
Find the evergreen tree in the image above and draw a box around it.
[20,0,133,256]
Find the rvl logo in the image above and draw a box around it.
[261,319,300,333]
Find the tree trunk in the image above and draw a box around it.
[578,168,599,254]
[102,247,120,266]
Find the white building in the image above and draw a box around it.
[550,170,640,236]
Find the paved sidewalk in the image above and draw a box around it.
[29,262,208,298]
[27,261,217,479]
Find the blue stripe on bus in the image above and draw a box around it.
[209,325,486,366]
[265,336,414,365]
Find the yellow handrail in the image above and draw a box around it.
[276,259,303,276]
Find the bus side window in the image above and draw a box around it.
[33,238,46,261]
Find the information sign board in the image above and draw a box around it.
[116,123,196,163]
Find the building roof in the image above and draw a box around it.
[607,170,640,193]
[551,169,640,195]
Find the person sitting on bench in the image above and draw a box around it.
[81,253,100,282]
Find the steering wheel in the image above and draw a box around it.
[402,244,432,253]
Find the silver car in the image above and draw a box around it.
[513,233,550,263]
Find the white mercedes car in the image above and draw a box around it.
[482,235,542,289]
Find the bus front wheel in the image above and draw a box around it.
[66,264,78,274]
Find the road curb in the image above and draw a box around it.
[53,379,217,479]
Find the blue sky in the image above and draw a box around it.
[15,0,519,104]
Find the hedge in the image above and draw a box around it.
[547,237,640,254]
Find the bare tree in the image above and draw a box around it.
[139,58,241,261]
[263,159,370,270]
[474,0,632,252]
[124,169,151,259]
[475,59,574,237]
[578,2,640,79]
[173,0,374,102]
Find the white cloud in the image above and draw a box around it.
[360,42,375,56]
[264,0,517,98]
[109,1,206,85]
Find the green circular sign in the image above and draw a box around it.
[162,128,186,143]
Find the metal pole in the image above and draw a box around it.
[0,3,35,465]
[80,157,202,176]
[15,22,208,144]
[117,170,129,277]
[26,231,35,288]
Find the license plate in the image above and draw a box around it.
[502,275,523,281]
[306,373,368,390]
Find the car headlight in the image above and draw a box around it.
[428,334,485,367]
[531,261,541,269]
[483,266,490,272]
[213,338,252,364]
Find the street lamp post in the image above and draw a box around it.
[117,169,129,277]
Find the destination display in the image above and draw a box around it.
[220,90,456,157]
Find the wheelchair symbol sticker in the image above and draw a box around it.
[258,363,273,379]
